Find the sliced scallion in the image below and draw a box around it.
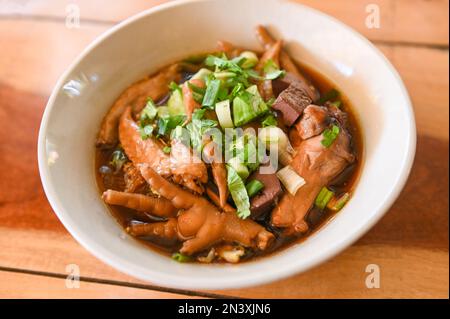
[276,165,306,195]
[315,187,334,210]
[215,100,234,128]
[246,179,264,198]
[327,192,350,211]
[202,79,221,108]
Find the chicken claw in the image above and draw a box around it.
[138,164,275,255]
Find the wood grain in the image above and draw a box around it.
[1,0,448,46]
[0,0,448,298]
[0,271,200,299]
[0,20,448,139]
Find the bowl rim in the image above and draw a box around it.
[38,0,416,289]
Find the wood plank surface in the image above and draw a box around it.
[0,0,448,299]
[0,271,200,299]
[1,0,448,46]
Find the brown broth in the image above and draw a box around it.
[95,55,364,263]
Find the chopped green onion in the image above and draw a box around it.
[263,59,279,74]
[318,88,340,104]
[329,100,342,108]
[246,179,264,197]
[258,126,292,166]
[162,146,171,154]
[246,85,269,115]
[186,116,218,153]
[266,97,276,107]
[140,98,158,124]
[157,115,186,136]
[327,192,350,211]
[240,51,259,69]
[214,71,236,80]
[168,81,180,92]
[265,69,285,80]
[157,106,169,118]
[190,68,213,81]
[138,99,158,140]
[110,149,127,172]
[167,89,186,116]
[139,124,154,140]
[261,114,278,127]
[228,82,245,99]
[204,55,243,74]
[202,79,221,108]
[217,86,229,101]
[321,125,340,148]
[232,95,257,127]
[226,165,251,219]
[192,108,206,120]
[215,100,234,128]
[276,165,306,195]
[187,81,206,94]
[232,86,268,127]
[172,252,192,263]
[315,187,334,210]
[227,157,249,180]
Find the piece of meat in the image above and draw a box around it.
[169,139,208,194]
[271,83,312,126]
[271,128,355,234]
[119,107,207,193]
[254,41,282,101]
[182,78,205,121]
[127,218,179,245]
[272,72,319,102]
[205,187,236,214]
[256,40,282,71]
[249,168,283,218]
[211,162,228,207]
[97,64,181,148]
[254,25,320,101]
[102,189,178,218]
[119,107,171,175]
[135,165,274,255]
[216,40,242,58]
[326,102,349,128]
[123,162,146,193]
[295,105,329,139]
[203,141,228,209]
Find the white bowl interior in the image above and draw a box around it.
[38,0,415,289]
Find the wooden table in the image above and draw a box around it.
[0,0,448,299]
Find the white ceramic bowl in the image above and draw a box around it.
[38,0,416,290]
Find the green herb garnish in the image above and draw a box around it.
[227,165,251,219]
[321,125,340,148]
[261,114,278,127]
[157,115,186,136]
[315,187,334,210]
[162,146,171,154]
[246,179,264,198]
[168,81,180,92]
[318,88,340,104]
[172,252,192,263]
[202,79,221,108]
[187,81,206,94]
[138,98,158,139]
[110,148,127,172]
